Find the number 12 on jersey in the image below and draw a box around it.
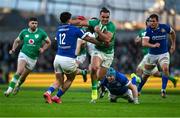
[59,33,66,45]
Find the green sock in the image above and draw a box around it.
[9,74,20,89]
[91,79,98,90]
[168,75,175,82]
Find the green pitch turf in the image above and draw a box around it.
[0,86,180,117]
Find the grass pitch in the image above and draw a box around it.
[0,86,180,117]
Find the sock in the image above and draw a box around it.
[91,79,98,100]
[91,79,98,90]
[168,75,175,82]
[56,89,64,97]
[47,86,55,94]
[131,77,137,85]
[137,78,147,93]
[162,75,168,90]
[9,74,20,89]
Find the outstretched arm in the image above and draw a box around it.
[69,19,89,27]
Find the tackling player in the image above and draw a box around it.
[43,12,101,104]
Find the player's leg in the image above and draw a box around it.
[76,54,88,82]
[76,68,88,82]
[109,94,118,103]
[158,52,170,98]
[52,72,76,104]
[97,79,108,98]
[153,68,178,88]
[90,55,101,103]
[43,55,64,103]
[122,89,134,103]
[135,55,148,94]
[4,56,26,97]
[12,68,31,95]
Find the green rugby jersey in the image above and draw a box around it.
[18,28,48,59]
[88,19,116,54]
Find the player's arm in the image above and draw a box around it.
[39,37,51,54]
[69,19,89,27]
[169,27,176,54]
[82,34,102,46]
[94,26,112,44]
[9,37,22,54]
[142,36,160,48]
[134,36,142,45]
[75,39,85,56]
[127,82,139,104]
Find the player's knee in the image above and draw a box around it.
[91,66,98,72]
[162,66,169,73]
[136,68,143,76]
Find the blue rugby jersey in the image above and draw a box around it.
[145,24,171,55]
[56,24,85,58]
[101,71,130,95]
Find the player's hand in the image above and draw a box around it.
[170,46,175,54]
[154,43,160,48]
[39,48,44,54]
[94,26,101,33]
[9,49,15,54]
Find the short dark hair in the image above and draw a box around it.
[149,14,159,21]
[28,17,38,22]
[60,12,72,23]
[145,17,150,25]
[100,7,110,14]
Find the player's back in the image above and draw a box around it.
[56,24,84,58]
[102,72,129,95]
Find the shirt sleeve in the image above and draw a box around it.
[18,29,25,40]
[164,24,171,33]
[116,72,129,86]
[76,27,85,39]
[107,22,116,34]
[88,19,99,27]
[40,29,48,41]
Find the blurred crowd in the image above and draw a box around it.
[1,31,180,84]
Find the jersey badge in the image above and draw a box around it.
[35,34,39,38]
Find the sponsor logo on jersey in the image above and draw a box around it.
[161,28,166,33]
[25,35,29,37]
[29,39,34,44]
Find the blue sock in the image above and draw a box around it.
[47,86,55,94]
[131,77,137,85]
[57,89,64,97]
[162,75,168,90]
[137,78,147,93]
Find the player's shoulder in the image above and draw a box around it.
[19,28,28,35]
[21,28,28,32]
[108,21,116,28]
[159,23,170,29]
[38,28,46,32]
